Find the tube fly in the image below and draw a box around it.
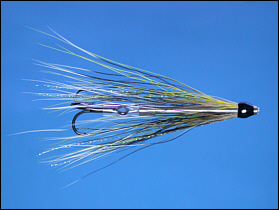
[27,27,260,182]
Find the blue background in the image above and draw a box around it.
[1,2,278,209]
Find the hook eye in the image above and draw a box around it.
[117,105,129,115]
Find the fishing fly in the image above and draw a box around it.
[28,28,259,185]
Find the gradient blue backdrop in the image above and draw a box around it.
[1,2,278,209]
